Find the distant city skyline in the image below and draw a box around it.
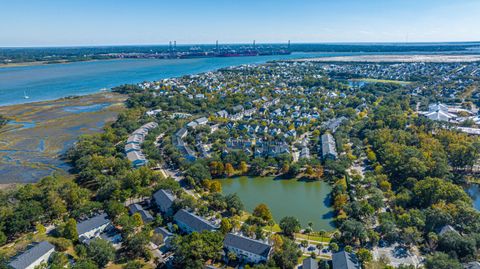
[1,0,480,47]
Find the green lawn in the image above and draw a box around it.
[295,232,331,243]
[353,78,411,85]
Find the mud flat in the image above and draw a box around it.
[0,92,126,185]
[291,54,480,63]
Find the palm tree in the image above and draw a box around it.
[318,229,326,242]
[307,221,313,241]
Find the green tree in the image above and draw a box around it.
[171,231,224,268]
[73,260,99,269]
[272,238,302,269]
[225,193,244,216]
[253,203,273,223]
[123,230,151,260]
[424,252,463,269]
[220,218,233,234]
[86,238,115,268]
[50,252,69,269]
[279,216,301,237]
[62,218,78,240]
[356,248,372,264]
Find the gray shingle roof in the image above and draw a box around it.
[154,227,173,239]
[332,251,361,269]
[9,241,55,269]
[321,133,337,159]
[77,213,111,236]
[224,233,272,258]
[153,189,175,213]
[174,209,218,232]
[128,204,154,222]
[438,224,460,236]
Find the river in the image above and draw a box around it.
[0,52,339,106]
[220,176,335,231]
[0,51,440,107]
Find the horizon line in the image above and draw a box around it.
[1,40,480,49]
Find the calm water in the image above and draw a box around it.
[220,176,335,231]
[467,184,480,210]
[0,52,336,106]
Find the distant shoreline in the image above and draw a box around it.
[0,58,120,69]
[291,54,480,63]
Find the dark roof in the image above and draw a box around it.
[224,233,272,258]
[153,189,175,213]
[128,204,154,222]
[332,251,361,269]
[173,209,218,232]
[303,257,318,269]
[9,241,55,269]
[438,225,460,236]
[154,226,174,239]
[76,213,111,236]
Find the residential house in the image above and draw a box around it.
[196,117,209,125]
[438,225,460,236]
[175,128,188,139]
[232,105,244,113]
[223,233,272,264]
[126,150,147,168]
[128,204,154,223]
[8,241,55,269]
[332,251,361,269]
[321,133,338,160]
[124,143,141,153]
[77,213,112,242]
[187,121,198,129]
[300,147,310,159]
[216,110,229,118]
[153,227,174,249]
[153,189,176,216]
[146,109,162,116]
[173,209,218,234]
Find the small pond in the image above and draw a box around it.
[220,176,335,231]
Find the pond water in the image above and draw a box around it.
[467,184,480,210]
[220,176,335,231]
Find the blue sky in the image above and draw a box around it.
[1,0,479,47]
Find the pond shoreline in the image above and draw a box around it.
[220,176,335,231]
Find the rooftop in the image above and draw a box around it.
[77,213,111,236]
[9,241,55,269]
[224,233,272,258]
[174,209,218,232]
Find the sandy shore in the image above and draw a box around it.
[291,54,480,63]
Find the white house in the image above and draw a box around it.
[9,241,55,269]
[77,213,112,242]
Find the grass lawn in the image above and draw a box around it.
[353,78,411,85]
[295,232,331,243]
[0,232,63,258]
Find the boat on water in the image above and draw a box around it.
[23,91,29,99]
